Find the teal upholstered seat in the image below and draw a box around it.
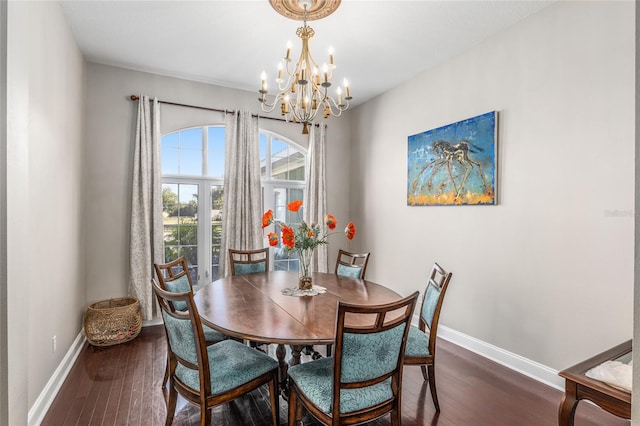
[154,257,229,388]
[153,280,280,426]
[229,248,269,276]
[405,325,430,358]
[287,291,419,425]
[403,262,453,412]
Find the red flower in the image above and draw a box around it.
[345,222,356,241]
[287,200,303,212]
[324,214,337,230]
[281,225,295,248]
[307,230,314,237]
[262,210,274,228]
[267,232,279,247]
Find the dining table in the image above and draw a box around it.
[193,270,403,393]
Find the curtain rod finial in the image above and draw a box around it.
[130,95,139,101]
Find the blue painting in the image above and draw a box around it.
[407,111,497,206]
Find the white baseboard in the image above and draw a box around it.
[437,325,564,391]
[28,331,87,426]
[143,317,163,327]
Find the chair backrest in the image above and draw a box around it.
[331,291,419,419]
[152,278,212,396]
[154,257,195,311]
[419,262,453,355]
[228,248,269,276]
[334,249,370,279]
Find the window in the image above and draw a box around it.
[260,131,306,271]
[161,126,306,285]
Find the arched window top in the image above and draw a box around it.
[161,125,225,178]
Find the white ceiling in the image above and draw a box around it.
[60,0,555,106]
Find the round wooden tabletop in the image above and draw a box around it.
[193,270,402,346]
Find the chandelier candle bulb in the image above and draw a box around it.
[344,79,351,99]
[260,71,267,92]
[277,63,283,82]
[328,46,334,66]
[337,87,343,106]
[285,41,292,60]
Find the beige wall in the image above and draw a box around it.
[5,0,86,423]
[350,0,634,372]
[83,63,353,304]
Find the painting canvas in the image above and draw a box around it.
[407,111,497,206]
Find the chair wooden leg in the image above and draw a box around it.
[420,365,428,381]
[391,407,401,426]
[326,344,332,357]
[426,364,440,412]
[165,383,178,426]
[268,373,280,426]
[162,357,169,388]
[288,385,303,426]
[200,405,210,426]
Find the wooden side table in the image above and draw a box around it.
[558,339,631,425]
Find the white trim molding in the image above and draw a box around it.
[28,332,86,426]
[438,325,564,391]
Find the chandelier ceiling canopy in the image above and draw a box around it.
[259,0,351,134]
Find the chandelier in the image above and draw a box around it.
[259,0,351,134]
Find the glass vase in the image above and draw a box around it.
[298,248,313,290]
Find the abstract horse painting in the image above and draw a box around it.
[408,111,497,206]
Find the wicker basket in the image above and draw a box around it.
[84,298,142,347]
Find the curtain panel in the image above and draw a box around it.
[129,96,163,320]
[219,110,263,277]
[304,123,328,273]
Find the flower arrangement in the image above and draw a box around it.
[262,200,356,289]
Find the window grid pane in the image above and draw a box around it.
[162,183,198,276]
[210,185,224,281]
[207,127,225,178]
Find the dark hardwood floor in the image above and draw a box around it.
[42,325,629,426]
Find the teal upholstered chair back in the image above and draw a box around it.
[421,282,441,329]
[418,263,453,345]
[331,291,419,417]
[335,249,370,279]
[152,279,210,390]
[229,248,269,276]
[154,257,195,312]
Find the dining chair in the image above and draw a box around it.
[228,247,270,351]
[229,247,269,276]
[404,262,453,412]
[152,280,280,426]
[334,249,370,279]
[154,257,228,388]
[287,291,419,426]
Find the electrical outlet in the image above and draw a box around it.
[52,335,57,353]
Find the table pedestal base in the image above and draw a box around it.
[275,344,305,397]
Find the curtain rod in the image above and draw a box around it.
[129,95,321,128]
